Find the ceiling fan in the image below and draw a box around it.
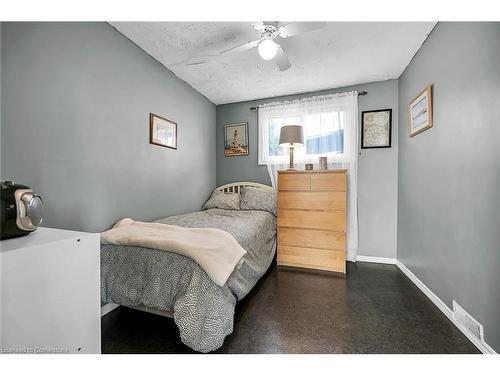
[178,22,326,72]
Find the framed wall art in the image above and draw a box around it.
[408,85,433,137]
[224,122,249,157]
[149,113,177,149]
[361,109,392,149]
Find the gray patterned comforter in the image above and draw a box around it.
[100,208,276,352]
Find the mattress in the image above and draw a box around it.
[100,208,276,352]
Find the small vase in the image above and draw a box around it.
[319,157,328,170]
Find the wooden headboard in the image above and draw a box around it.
[216,181,274,193]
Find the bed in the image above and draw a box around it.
[100,182,276,352]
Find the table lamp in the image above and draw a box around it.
[279,125,305,170]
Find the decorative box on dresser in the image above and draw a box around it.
[277,169,347,274]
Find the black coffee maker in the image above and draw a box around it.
[1,181,44,240]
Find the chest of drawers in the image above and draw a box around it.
[277,169,347,273]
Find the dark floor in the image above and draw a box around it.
[101,262,480,354]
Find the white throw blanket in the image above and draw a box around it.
[100,218,247,286]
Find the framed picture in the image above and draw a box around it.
[361,109,392,149]
[224,122,249,157]
[149,113,177,149]
[408,85,433,137]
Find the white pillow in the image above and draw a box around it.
[202,190,240,210]
[240,186,276,216]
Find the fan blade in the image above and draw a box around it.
[278,22,326,38]
[275,47,291,71]
[219,39,261,55]
[174,37,261,67]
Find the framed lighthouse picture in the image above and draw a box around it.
[224,122,249,157]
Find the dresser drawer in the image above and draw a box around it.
[310,173,346,191]
[278,191,346,211]
[278,209,345,231]
[278,227,345,251]
[278,173,310,191]
[278,246,345,273]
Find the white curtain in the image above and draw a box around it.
[258,91,359,261]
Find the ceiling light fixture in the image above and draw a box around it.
[258,38,279,60]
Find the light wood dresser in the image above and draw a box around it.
[277,169,347,274]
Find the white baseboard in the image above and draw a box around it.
[101,303,120,317]
[396,260,497,354]
[356,255,397,264]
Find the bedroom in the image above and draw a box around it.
[0,0,499,373]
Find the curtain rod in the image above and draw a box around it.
[249,91,367,110]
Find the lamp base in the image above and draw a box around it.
[288,144,295,170]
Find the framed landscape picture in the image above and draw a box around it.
[408,85,433,137]
[361,109,392,149]
[149,113,177,149]
[224,122,249,157]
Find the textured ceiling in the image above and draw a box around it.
[110,22,436,105]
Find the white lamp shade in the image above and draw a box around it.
[279,125,304,145]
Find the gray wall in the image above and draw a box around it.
[398,22,500,351]
[217,80,399,258]
[1,22,216,232]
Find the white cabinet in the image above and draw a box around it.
[0,227,100,354]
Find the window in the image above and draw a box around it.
[303,111,345,155]
[268,115,302,157]
[260,107,347,165]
